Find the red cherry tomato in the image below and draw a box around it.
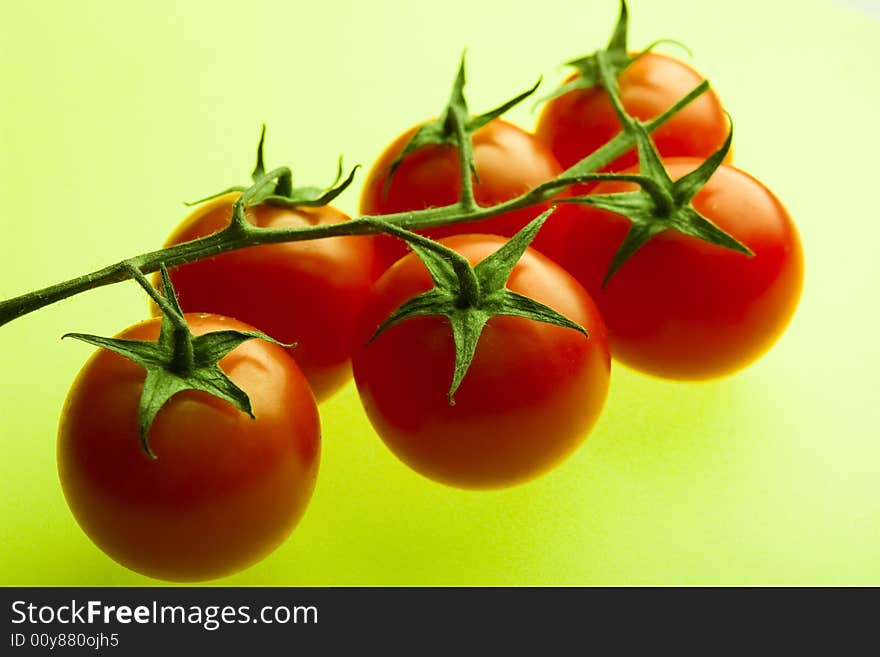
[360,118,572,270]
[536,53,729,177]
[57,314,320,582]
[558,159,804,379]
[158,193,377,401]
[351,234,610,489]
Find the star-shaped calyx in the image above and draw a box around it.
[186,124,359,219]
[385,53,541,191]
[560,49,752,286]
[63,266,289,458]
[367,210,587,403]
[539,0,690,106]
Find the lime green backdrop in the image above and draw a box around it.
[1,0,878,586]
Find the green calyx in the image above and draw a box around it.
[186,124,359,211]
[386,53,541,193]
[557,48,751,286]
[537,0,633,106]
[567,124,750,285]
[0,36,727,333]
[367,210,587,404]
[63,266,289,458]
[539,0,690,106]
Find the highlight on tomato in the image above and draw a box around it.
[351,226,610,490]
[57,312,321,582]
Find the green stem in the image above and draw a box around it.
[452,109,478,212]
[0,80,709,330]
[595,49,675,214]
[125,265,177,325]
[557,78,708,183]
[241,166,290,206]
[595,50,636,131]
[125,264,194,374]
[453,259,480,308]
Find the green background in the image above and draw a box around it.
[2,0,878,585]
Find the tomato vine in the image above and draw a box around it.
[0,0,772,439]
[0,75,715,329]
[2,0,808,578]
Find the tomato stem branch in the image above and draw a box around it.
[125,265,179,329]
[0,81,709,330]
[126,264,195,375]
[452,107,478,212]
[595,49,675,214]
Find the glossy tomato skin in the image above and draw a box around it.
[159,193,378,401]
[559,159,804,380]
[535,53,729,177]
[352,235,610,489]
[359,118,574,271]
[57,314,320,582]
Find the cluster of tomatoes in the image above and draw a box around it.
[55,9,803,582]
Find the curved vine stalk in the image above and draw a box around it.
[0,81,709,330]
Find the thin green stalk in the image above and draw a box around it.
[0,79,708,330]
[125,264,194,375]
